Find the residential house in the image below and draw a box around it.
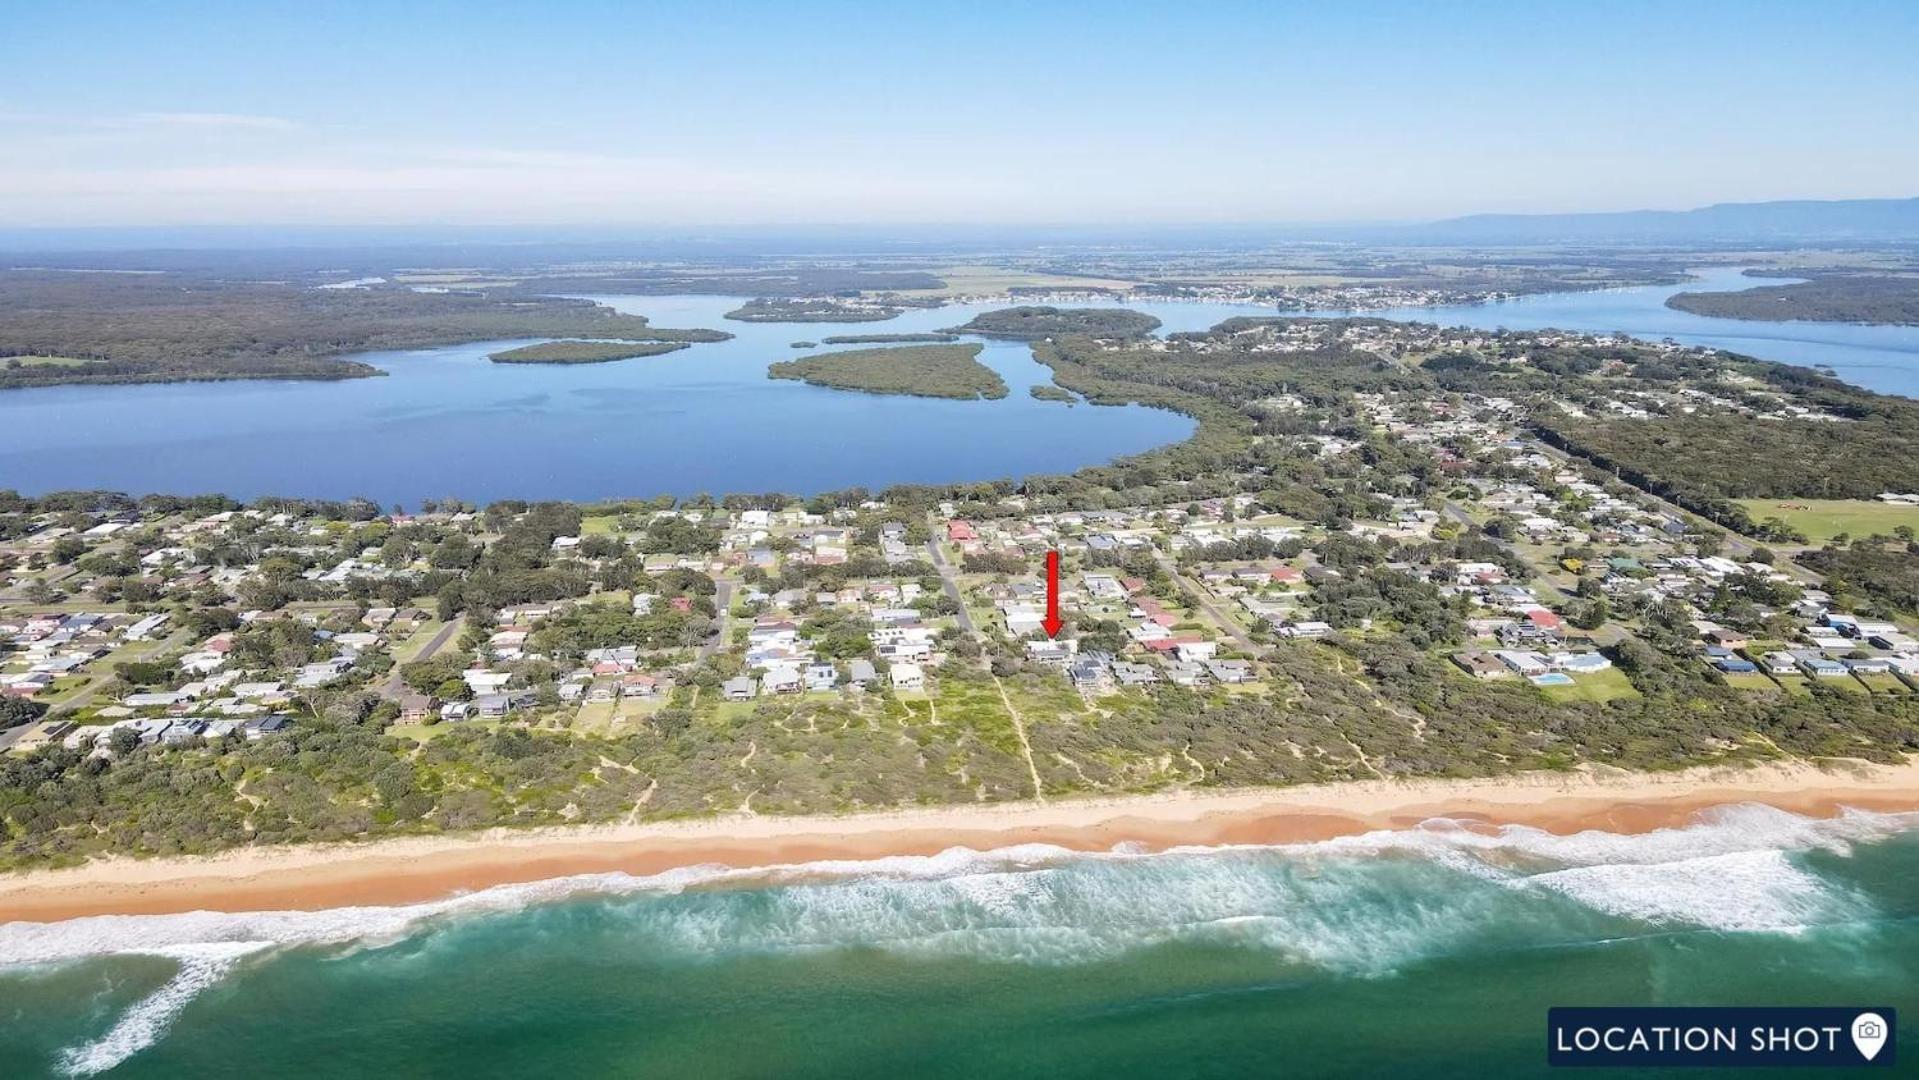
[761,664,804,695]
[1553,652,1613,674]
[1204,658,1255,684]
[1452,651,1509,680]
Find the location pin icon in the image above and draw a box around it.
[1851,1013,1888,1062]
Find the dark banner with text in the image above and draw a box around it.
[1548,1007,1896,1068]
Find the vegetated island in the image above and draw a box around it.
[943,305,1162,340]
[0,270,732,388]
[820,332,960,344]
[725,298,904,323]
[1666,273,1919,325]
[790,341,818,349]
[767,343,1008,399]
[488,340,691,365]
[1029,383,1078,403]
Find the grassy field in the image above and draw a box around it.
[1820,674,1871,694]
[391,618,450,662]
[568,698,667,736]
[39,676,92,704]
[1538,666,1642,703]
[1720,671,1781,693]
[1734,498,1919,543]
[1856,672,1910,695]
[580,514,622,536]
[3,355,95,367]
[1772,673,1813,697]
[393,718,503,744]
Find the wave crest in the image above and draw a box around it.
[3,802,1909,1074]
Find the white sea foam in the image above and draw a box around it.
[56,941,270,1077]
[3,806,1906,970]
[5,803,1908,1073]
[1521,849,1849,932]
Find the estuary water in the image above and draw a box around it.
[0,268,1915,505]
[0,805,1913,1077]
[1346,266,1919,399]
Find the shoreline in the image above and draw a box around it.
[3,759,1917,923]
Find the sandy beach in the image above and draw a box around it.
[4,758,1917,922]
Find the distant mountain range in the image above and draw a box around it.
[1400,197,1919,244]
[3,198,1917,257]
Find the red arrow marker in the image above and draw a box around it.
[1042,549,1064,638]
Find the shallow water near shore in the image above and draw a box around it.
[1,268,1916,505]
[1,804,1914,1077]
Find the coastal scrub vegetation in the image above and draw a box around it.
[0,627,1912,869]
[1801,538,1919,617]
[1534,397,1919,538]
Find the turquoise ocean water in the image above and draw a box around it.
[1,804,1914,1078]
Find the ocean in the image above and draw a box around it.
[1,804,1913,1078]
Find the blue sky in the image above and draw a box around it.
[3,0,1916,226]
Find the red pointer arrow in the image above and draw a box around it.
[1042,549,1064,638]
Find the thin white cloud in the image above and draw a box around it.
[0,148,1035,225]
[125,112,300,131]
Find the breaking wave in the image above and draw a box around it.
[3,803,1910,1074]
[54,942,270,1077]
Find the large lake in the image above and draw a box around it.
[0,268,1914,504]
[1349,266,1919,398]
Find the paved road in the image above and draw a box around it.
[925,540,978,637]
[0,565,82,604]
[1441,499,1532,557]
[1508,440,1824,587]
[378,618,463,700]
[1156,554,1259,653]
[51,626,194,715]
[699,580,735,661]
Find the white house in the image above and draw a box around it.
[890,663,925,691]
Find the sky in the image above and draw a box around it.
[3,0,1917,228]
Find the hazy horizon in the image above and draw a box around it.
[6,1,1919,229]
